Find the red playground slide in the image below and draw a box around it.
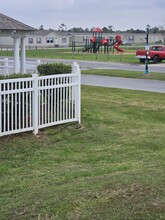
[114,35,124,52]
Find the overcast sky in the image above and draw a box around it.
[1,0,165,31]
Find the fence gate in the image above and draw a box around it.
[0,62,81,137]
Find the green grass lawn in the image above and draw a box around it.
[0,48,138,63]
[82,69,165,81]
[0,86,165,219]
[1,46,165,66]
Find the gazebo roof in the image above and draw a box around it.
[0,13,35,31]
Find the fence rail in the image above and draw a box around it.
[0,62,81,137]
[0,57,41,75]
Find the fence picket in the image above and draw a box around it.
[0,63,81,137]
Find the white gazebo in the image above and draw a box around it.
[0,13,35,73]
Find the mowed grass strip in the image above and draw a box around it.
[0,86,165,219]
[0,48,138,63]
[1,46,165,64]
[82,69,165,81]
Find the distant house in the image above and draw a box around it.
[69,32,165,45]
[0,29,70,48]
[0,13,164,49]
[26,30,70,48]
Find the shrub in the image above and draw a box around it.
[37,62,72,75]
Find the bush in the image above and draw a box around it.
[37,62,72,75]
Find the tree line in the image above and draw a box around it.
[67,26,165,34]
[39,24,165,34]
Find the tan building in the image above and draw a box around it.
[0,30,70,49]
[0,17,164,49]
[68,32,164,46]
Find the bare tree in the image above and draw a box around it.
[108,25,114,32]
[60,23,67,31]
[39,25,44,30]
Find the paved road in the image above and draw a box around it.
[34,58,165,73]
[77,60,165,73]
[81,75,165,93]
[52,58,165,93]
[36,58,165,93]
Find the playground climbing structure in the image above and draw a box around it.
[76,27,124,53]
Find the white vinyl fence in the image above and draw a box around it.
[0,57,41,75]
[0,62,81,137]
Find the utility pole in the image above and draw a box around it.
[144,26,150,74]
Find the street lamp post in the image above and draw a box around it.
[144,26,150,74]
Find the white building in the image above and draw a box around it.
[0,29,70,49]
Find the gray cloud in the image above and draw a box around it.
[1,0,165,30]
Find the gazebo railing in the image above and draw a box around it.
[0,58,41,75]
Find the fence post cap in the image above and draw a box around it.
[32,73,38,78]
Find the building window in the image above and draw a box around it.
[28,38,33,44]
[46,37,54,43]
[129,35,134,40]
[62,38,67,44]
[36,38,42,44]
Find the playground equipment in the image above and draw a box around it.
[114,35,124,53]
[73,27,124,53]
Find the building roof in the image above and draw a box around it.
[32,30,69,37]
[0,13,35,31]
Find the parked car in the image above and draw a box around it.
[136,45,165,63]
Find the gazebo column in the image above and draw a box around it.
[21,37,26,74]
[13,37,20,73]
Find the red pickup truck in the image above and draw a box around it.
[136,45,165,63]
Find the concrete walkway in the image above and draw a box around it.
[81,74,165,93]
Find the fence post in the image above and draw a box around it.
[32,74,39,134]
[77,63,81,124]
[108,53,110,61]
[36,60,41,74]
[0,82,1,135]
[4,57,9,76]
[73,62,81,124]
[120,53,122,62]
[37,59,41,66]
